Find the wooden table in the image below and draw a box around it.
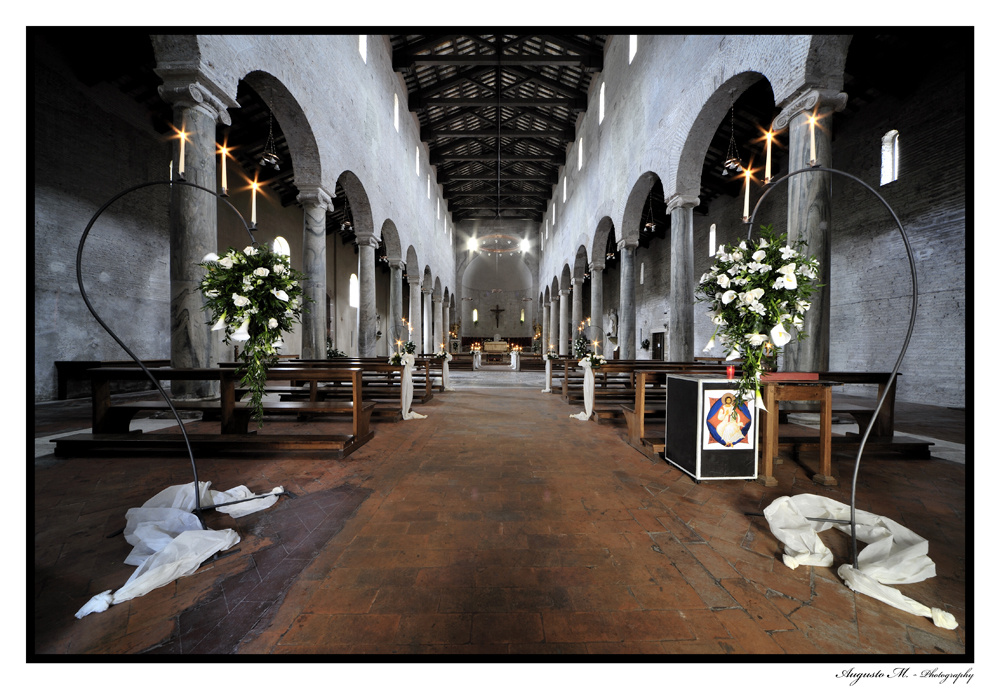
[759,380,841,487]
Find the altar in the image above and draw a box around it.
[482,340,509,363]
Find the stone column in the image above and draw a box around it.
[407,275,422,349]
[774,88,847,372]
[297,186,333,360]
[432,293,443,354]
[558,288,570,356]
[443,299,451,350]
[355,232,379,357]
[589,262,605,355]
[667,194,699,361]
[388,259,404,344]
[618,238,639,359]
[157,78,235,399]
[541,299,550,356]
[422,289,433,354]
[548,294,559,353]
[571,277,584,345]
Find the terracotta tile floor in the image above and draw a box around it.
[33,377,968,657]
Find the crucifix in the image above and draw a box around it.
[490,304,505,328]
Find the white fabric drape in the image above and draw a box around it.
[443,352,455,391]
[542,358,552,393]
[510,351,519,370]
[75,481,280,618]
[570,362,595,420]
[400,353,427,420]
[764,494,958,629]
[473,351,481,369]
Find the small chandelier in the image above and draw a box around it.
[722,91,742,176]
[259,108,282,171]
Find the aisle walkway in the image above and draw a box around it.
[33,381,967,655]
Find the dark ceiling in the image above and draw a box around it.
[36,30,964,246]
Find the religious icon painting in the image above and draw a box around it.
[703,390,755,450]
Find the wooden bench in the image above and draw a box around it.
[274,358,436,402]
[54,359,170,400]
[52,366,375,457]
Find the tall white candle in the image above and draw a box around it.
[809,116,816,164]
[178,130,186,176]
[743,168,750,220]
[251,181,258,224]
[765,131,772,182]
[220,146,228,193]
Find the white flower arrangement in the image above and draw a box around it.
[579,352,608,369]
[696,225,820,407]
[198,245,310,426]
[545,350,560,360]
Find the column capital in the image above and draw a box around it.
[296,185,334,211]
[155,69,238,126]
[617,238,639,251]
[589,261,605,273]
[665,194,700,213]
[571,277,585,286]
[406,274,422,286]
[387,258,405,270]
[432,294,442,303]
[773,88,848,132]
[559,288,570,296]
[354,232,380,249]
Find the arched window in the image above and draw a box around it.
[359,35,367,63]
[599,82,605,124]
[629,35,638,64]
[473,308,479,323]
[349,273,359,308]
[578,138,583,171]
[393,93,399,132]
[881,130,900,185]
[272,236,291,256]
[708,223,716,256]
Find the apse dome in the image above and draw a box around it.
[462,254,533,292]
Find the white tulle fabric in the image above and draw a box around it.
[400,353,427,420]
[542,358,552,393]
[443,352,455,391]
[764,494,958,629]
[75,481,280,618]
[570,361,594,421]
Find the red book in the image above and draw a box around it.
[760,371,819,382]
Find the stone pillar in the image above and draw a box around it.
[388,259,404,344]
[407,275,422,349]
[422,289,433,354]
[157,78,235,399]
[548,294,559,353]
[774,89,847,372]
[618,238,639,359]
[541,299,550,356]
[589,262,605,355]
[558,288,570,356]
[432,293,443,354]
[297,186,333,360]
[443,300,451,350]
[667,194,699,361]
[571,277,584,345]
[355,232,379,357]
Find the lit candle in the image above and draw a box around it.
[219,145,228,194]
[809,115,816,165]
[251,180,258,224]
[169,160,173,182]
[727,365,735,380]
[742,168,751,220]
[178,129,186,176]
[764,131,772,183]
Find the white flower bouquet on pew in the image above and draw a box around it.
[578,352,607,369]
[696,225,820,409]
[198,245,310,426]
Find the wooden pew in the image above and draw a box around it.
[277,358,436,403]
[54,359,170,400]
[52,366,375,457]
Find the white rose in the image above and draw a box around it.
[268,318,278,329]
[254,267,270,277]
[218,256,234,269]
[232,293,250,307]
[716,274,730,288]
[243,246,259,256]
[273,264,286,274]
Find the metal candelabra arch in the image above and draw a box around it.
[76,178,288,526]
[746,165,919,568]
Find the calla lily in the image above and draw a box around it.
[747,287,765,302]
[202,252,220,262]
[770,322,792,347]
[231,319,251,342]
[752,249,767,262]
[755,390,768,412]
[758,237,769,249]
[272,337,284,349]
[211,314,227,331]
[712,313,726,325]
[716,274,730,288]
[726,347,742,361]
[271,289,289,302]
[703,335,716,353]
[721,290,737,304]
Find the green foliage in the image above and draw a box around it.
[402,340,417,354]
[573,336,589,358]
[695,225,821,405]
[198,245,310,426]
[326,339,347,358]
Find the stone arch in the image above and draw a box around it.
[433,276,442,299]
[592,216,615,268]
[573,245,589,280]
[380,219,402,262]
[240,70,323,191]
[336,170,375,239]
[405,245,419,272]
[550,276,559,296]
[422,265,433,292]
[674,72,769,200]
[560,264,572,292]
[621,171,662,245]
